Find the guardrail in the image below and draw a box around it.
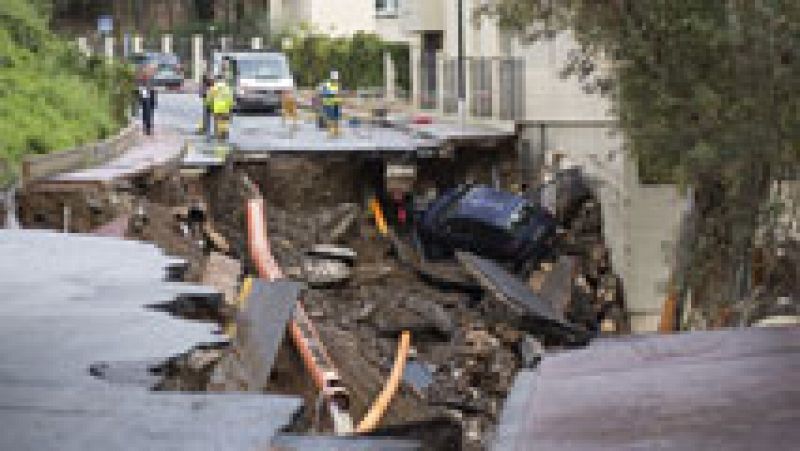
[21,122,140,187]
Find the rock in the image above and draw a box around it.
[352,263,395,283]
[355,302,376,322]
[302,256,351,287]
[188,348,223,371]
[306,244,357,263]
[518,334,544,369]
[201,252,241,307]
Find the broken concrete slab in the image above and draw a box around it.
[235,279,301,390]
[531,255,578,319]
[1,386,301,451]
[456,251,585,343]
[303,256,352,287]
[307,244,358,263]
[492,327,800,451]
[0,229,301,449]
[202,252,242,307]
[271,434,421,450]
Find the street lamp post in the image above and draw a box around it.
[209,24,216,55]
[457,0,466,126]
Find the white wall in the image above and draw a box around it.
[513,33,613,121]
[308,0,376,36]
[519,125,689,333]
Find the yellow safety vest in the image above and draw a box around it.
[321,81,341,107]
[210,82,233,115]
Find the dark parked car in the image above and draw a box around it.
[418,185,557,267]
[130,52,184,88]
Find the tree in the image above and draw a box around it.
[483,1,799,320]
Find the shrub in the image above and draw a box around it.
[0,0,131,185]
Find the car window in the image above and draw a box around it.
[158,54,179,66]
[236,58,288,79]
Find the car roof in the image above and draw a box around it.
[214,52,287,61]
[131,52,178,61]
[450,186,527,230]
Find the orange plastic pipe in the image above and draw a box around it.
[369,196,388,236]
[246,196,353,433]
[356,330,411,433]
[357,197,412,433]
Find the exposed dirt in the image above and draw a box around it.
[24,152,623,449]
[17,189,131,232]
[191,157,627,449]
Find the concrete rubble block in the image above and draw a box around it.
[201,252,242,307]
[352,263,396,284]
[235,279,301,391]
[307,243,357,263]
[456,251,585,344]
[535,255,579,319]
[302,256,352,287]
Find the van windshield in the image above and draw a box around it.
[236,58,287,80]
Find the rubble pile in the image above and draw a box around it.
[257,193,624,449]
[109,164,625,449]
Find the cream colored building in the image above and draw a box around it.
[265,1,689,332]
[269,0,378,36]
[377,0,688,333]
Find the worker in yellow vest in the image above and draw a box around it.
[320,70,342,137]
[207,75,234,140]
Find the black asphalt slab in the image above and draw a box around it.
[0,230,301,450]
[456,251,582,340]
[492,326,800,451]
[235,279,301,390]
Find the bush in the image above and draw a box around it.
[274,28,410,92]
[0,0,131,184]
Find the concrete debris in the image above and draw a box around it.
[303,256,352,287]
[201,252,242,307]
[517,335,544,369]
[307,244,358,263]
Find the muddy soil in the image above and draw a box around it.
[70,157,624,449]
[17,190,131,232]
[194,159,626,449]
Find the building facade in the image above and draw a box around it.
[372,0,689,332]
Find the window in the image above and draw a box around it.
[376,0,399,16]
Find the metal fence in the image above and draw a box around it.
[441,59,459,114]
[469,58,492,118]
[418,56,526,120]
[499,58,526,120]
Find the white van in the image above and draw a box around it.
[213,52,294,112]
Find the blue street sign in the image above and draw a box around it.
[97,15,113,34]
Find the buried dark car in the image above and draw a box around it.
[418,185,557,267]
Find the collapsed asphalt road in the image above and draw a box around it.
[0,230,302,450]
[10,92,627,449]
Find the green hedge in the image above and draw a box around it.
[0,0,132,186]
[275,29,409,92]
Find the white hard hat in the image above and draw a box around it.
[330,70,339,81]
